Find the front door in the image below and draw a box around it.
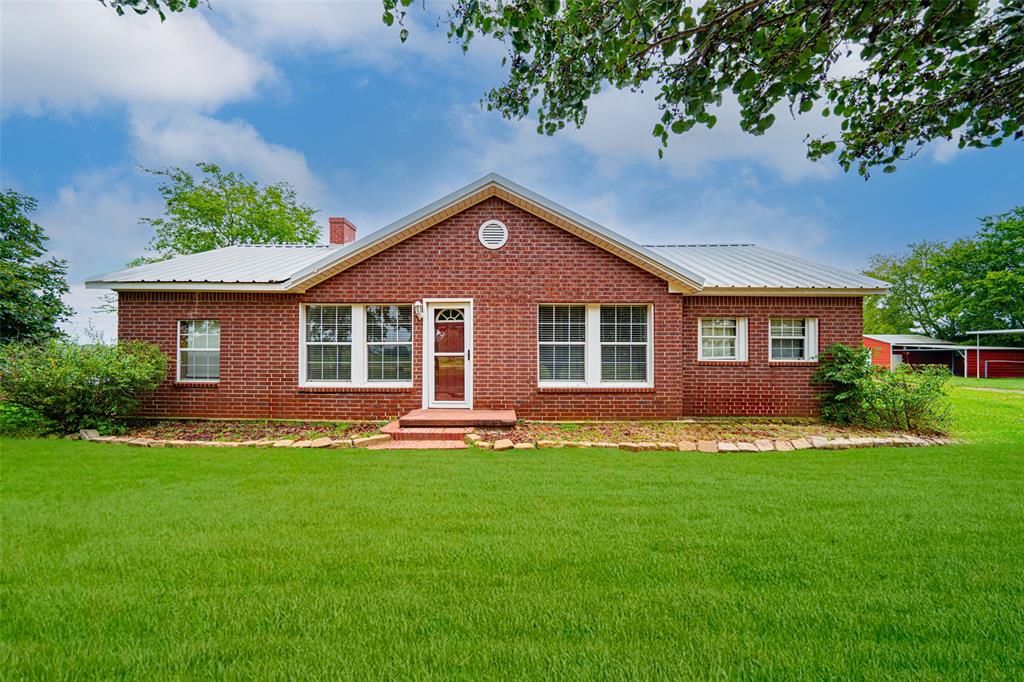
[426,302,472,408]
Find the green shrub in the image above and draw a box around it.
[813,343,875,425]
[869,365,952,433]
[0,340,167,433]
[0,401,56,437]
[814,343,951,433]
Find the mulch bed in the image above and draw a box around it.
[476,419,907,443]
[126,419,386,443]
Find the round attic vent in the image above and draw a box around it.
[478,220,509,250]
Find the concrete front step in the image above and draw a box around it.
[381,420,473,441]
[398,408,516,428]
[367,440,469,450]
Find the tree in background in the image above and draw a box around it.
[103,0,1023,177]
[98,163,319,312]
[863,241,951,338]
[141,163,319,258]
[0,190,72,344]
[864,208,1024,345]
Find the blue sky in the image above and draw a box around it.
[3,0,1022,339]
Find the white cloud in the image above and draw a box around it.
[567,89,839,182]
[129,111,322,198]
[0,0,271,115]
[211,0,458,68]
[31,168,162,340]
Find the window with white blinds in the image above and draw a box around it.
[769,318,818,361]
[300,304,414,386]
[537,304,653,387]
[699,317,748,361]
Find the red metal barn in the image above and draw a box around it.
[863,334,1024,378]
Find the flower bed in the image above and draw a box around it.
[123,419,386,443]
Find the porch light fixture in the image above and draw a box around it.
[413,301,425,319]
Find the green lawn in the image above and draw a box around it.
[3,388,1023,679]
[950,375,1024,391]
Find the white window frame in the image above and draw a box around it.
[537,304,587,385]
[177,320,220,382]
[299,304,414,388]
[769,317,819,362]
[537,303,654,388]
[698,317,748,362]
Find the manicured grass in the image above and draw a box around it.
[2,388,1022,678]
[950,376,1024,391]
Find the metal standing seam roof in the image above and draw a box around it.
[85,173,890,293]
[863,334,957,346]
[646,244,889,290]
[86,244,345,284]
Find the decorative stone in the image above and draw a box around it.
[809,436,830,449]
[63,434,79,440]
[718,442,739,452]
[493,439,514,451]
[273,440,294,448]
[556,441,575,448]
[736,442,758,452]
[577,441,594,448]
[513,442,535,450]
[309,437,334,448]
[617,442,639,451]
[476,441,493,449]
[79,429,100,441]
[330,438,353,448]
[127,438,152,447]
[658,442,678,451]
[352,434,391,448]
[774,440,794,452]
[848,437,875,448]
[291,440,314,448]
[697,440,718,453]
[165,439,193,447]
[465,433,483,444]
[754,439,774,451]
[678,440,696,451]
[790,438,812,450]
[536,440,559,448]
[594,442,618,448]
[822,438,853,450]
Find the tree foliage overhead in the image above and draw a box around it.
[864,207,1024,344]
[427,0,1023,176]
[102,0,1022,175]
[140,162,320,260]
[0,190,73,344]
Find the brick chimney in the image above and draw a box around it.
[329,217,357,245]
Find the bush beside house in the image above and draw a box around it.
[0,340,167,434]
[815,343,951,433]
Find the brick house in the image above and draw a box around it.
[87,174,888,421]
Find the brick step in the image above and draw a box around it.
[382,421,473,441]
[368,440,469,450]
[398,408,516,428]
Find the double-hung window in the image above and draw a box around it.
[178,320,220,381]
[301,304,413,386]
[365,305,413,381]
[538,304,652,386]
[770,318,818,361]
[538,305,586,382]
[305,305,352,381]
[699,317,748,361]
[600,305,648,382]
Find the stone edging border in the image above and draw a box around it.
[75,429,958,452]
[466,433,959,452]
[75,430,391,449]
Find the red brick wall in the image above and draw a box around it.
[118,197,864,420]
[863,337,891,369]
[682,296,863,416]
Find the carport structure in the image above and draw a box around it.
[864,332,1024,378]
[964,329,1024,378]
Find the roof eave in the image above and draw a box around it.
[695,286,890,296]
[84,280,292,292]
